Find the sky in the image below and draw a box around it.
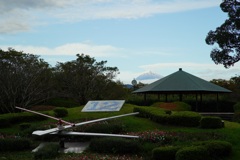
[0,0,239,84]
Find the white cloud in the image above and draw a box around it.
[116,62,240,84]
[138,62,240,81]
[0,0,221,33]
[0,43,121,57]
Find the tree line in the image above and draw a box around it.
[0,48,128,113]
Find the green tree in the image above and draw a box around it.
[54,53,120,104]
[206,0,240,68]
[0,48,53,113]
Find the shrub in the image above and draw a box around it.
[133,107,169,124]
[233,112,240,123]
[233,102,240,112]
[10,112,47,123]
[33,143,60,159]
[0,117,10,128]
[201,140,232,158]
[152,146,181,160]
[200,116,223,129]
[168,111,201,127]
[84,120,125,134]
[0,138,31,151]
[19,123,31,130]
[0,112,47,128]
[53,107,68,117]
[165,110,172,115]
[134,107,201,127]
[89,137,140,154]
[176,146,210,160]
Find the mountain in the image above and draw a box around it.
[136,71,163,81]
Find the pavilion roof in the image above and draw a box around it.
[133,68,231,94]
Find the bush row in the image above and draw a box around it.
[134,107,201,127]
[0,138,31,151]
[0,112,47,128]
[89,137,141,154]
[33,143,60,159]
[134,107,224,128]
[152,140,232,160]
[200,116,223,129]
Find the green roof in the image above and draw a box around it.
[133,68,231,94]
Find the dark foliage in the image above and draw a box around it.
[89,137,141,154]
[206,0,240,67]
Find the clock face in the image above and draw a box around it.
[132,79,137,86]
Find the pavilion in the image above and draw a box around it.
[132,68,231,111]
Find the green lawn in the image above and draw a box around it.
[1,103,240,159]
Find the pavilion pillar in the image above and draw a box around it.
[195,94,198,111]
[165,94,168,102]
[216,93,219,112]
[144,93,146,102]
[200,93,202,110]
[179,94,183,101]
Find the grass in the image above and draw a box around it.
[1,103,240,159]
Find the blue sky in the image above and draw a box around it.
[0,0,239,84]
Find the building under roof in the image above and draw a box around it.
[132,68,231,111]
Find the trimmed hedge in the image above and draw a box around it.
[233,102,240,112]
[200,140,232,158]
[151,140,232,160]
[19,123,31,130]
[0,112,47,128]
[152,146,181,160]
[176,140,232,160]
[84,121,125,134]
[33,143,60,159]
[168,111,201,127]
[176,146,209,160]
[134,107,201,127]
[233,112,240,123]
[89,137,141,154]
[0,138,31,151]
[200,116,223,129]
[53,107,68,118]
[133,107,169,124]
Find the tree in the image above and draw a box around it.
[206,0,240,68]
[0,48,54,113]
[54,53,120,104]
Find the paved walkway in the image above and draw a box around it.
[32,141,90,153]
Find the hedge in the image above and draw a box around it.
[89,137,141,154]
[233,102,240,112]
[84,120,124,134]
[200,140,232,158]
[152,146,181,160]
[0,138,31,151]
[33,143,60,159]
[53,107,68,118]
[0,112,47,128]
[134,107,201,127]
[176,140,232,160]
[176,146,210,160]
[168,111,201,127]
[233,112,240,123]
[200,116,223,129]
